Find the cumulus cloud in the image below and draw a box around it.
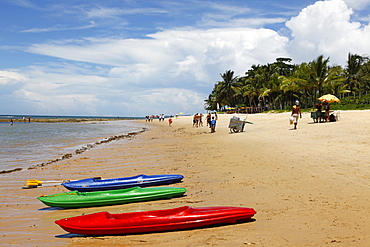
[286,0,370,64]
[28,27,289,85]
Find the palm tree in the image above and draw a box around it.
[361,60,370,94]
[309,55,330,97]
[280,63,313,107]
[324,66,349,96]
[273,57,295,76]
[253,58,295,108]
[206,54,370,112]
[213,70,239,109]
[204,93,218,111]
[232,76,249,107]
[345,53,369,96]
[243,65,268,108]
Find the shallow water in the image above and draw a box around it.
[0,120,143,172]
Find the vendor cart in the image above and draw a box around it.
[228,116,246,133]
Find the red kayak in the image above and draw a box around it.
[55,206,256,235]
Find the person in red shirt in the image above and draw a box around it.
[168,117,173,126]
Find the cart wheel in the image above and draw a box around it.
[232,127,239,133]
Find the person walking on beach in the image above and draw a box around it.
[291,100,302,130]
[210,116,216,133]
[193,113,199,127]
[168,117,173,127]
[206,113,211,126]
[10,119,13,125]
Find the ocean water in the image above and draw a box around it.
[0,119,145,172]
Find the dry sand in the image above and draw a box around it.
[1,110,370,246]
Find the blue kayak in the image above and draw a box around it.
[62,174,184,192]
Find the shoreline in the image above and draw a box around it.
[1,110,370,246]
[0,117,136,123]
[0,128,147,175]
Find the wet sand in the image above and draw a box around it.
[1,110,370,246]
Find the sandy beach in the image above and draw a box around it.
[1,110,370,246]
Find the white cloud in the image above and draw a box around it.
[198,17,287,29]
[122,88,206,115]
[84,7,123,19]
[0,70,27,85]
[286,0,370,64]
[27,27,289,83]
[84,6,168,19]
[0,65,109,115]
[6,0,40,9]
[343,0,370,10]
[0,63,207,116]
[13,88,99,115]
[0,70,28,97]
[21,21,96,33]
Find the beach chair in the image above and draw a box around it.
[335,110,341,121]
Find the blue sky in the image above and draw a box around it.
[1,0,370,117]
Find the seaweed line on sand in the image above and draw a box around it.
[0,128,147,174]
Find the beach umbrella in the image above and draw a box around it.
[318,94,340,103]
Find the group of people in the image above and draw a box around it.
[314,100,332,122]
[291,99,334,130]
[9,116,31,125]
[22,116,31,122]
[145,114,166,122]
[145,114,174,126]
[193,112,217,133]
[192,113,204,127]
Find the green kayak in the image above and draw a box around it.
[37,186,186,208]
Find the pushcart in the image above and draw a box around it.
[228,116,246,133]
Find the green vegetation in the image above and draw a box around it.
[330,94,370,110]
[205,54,370,112]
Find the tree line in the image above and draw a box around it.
[205,53,370,111]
